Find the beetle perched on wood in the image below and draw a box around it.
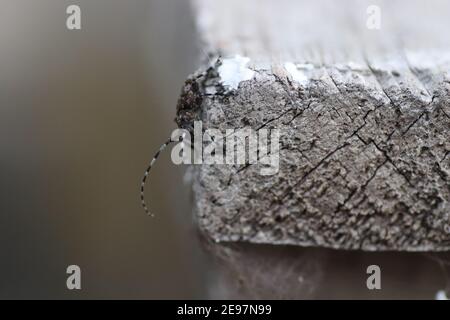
[141,0,450,299]
[140,64,218,217]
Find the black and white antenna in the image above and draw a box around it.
[140,137,174,217]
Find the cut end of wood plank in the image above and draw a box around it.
[177,0,450,251]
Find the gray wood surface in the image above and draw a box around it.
[178,0,450,251]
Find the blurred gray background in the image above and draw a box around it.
[0,0,207,299]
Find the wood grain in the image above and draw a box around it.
[178,0,450,251]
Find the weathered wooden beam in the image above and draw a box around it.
[178,0,450,251]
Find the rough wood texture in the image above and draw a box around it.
[178,0,450,251]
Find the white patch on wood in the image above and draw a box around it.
[218,55,255,90]
[347,61,365,71]
[284,62,312,86]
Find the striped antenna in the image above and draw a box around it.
[140,137,173,217]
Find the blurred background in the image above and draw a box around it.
[0,0,208,299]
